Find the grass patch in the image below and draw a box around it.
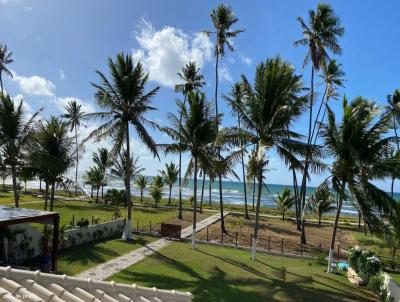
[109,241,376,302]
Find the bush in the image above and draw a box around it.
[77,218,89,228]
[93,216,101,224]
[105,189,127,205]
[349,247,382,282]
[369,274,391,302]
[315,252,328,266]
[348,247,362,270]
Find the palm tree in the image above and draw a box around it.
[0,44,13,93]
[294,3,344,244]
[28,117,74,211]
[273,187,295,221]
[224,82,250,219]
[110,150,144,206]
[175,62,205,219]
[159,90,219,249]
[86,53,159,241]
[0,93,41,207]
[135,175,147,203]
[150,175,164,207]
[385,89,400,197]
[160,162,178,205]
[321,97,398,272]
[19,167,34,193]
[92,147,110,198]
[205,4,244,233]
[307,181,336,225]
[219,57,309,260]
[62,100,86,196]
[84,166,104,203]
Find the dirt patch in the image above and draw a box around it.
[197,213,361,257]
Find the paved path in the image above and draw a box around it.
[76,212,228,280]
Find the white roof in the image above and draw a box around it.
[0,266,192,302]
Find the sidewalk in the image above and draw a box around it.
[76,212,228,280]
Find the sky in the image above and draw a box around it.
[1,0,400,191]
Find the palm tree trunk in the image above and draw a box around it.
[214,51,227,234]
[319,213,322,225]
[299,66,315,245]
[75,126,79,196]
[24,180,27,193]
[168,185,172,205]
[192,156,198,250]
[101,185,104,198]
[90,186,93,198]
[209,180,212,206]
[238,116,249,219]
[358,212,361,228]
[0,73,3,94]
[50,183,55,212]
[44,182,49,211]
[252,177,256,212]
[200,173,205,213]
[252,168,263,260]
[11,165,19,208]
[39,178,42,191]
[282,210,285,221]
[96,186,99,203]
[123,121,132,241]
[292,169,301,230]
[392,118,400,198]
[327,181,345,273]
[140,190,143,202]
[2,178,4,191]
[178,94,188,220]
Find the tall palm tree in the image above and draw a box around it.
[321,97,398,272]
[205,4,244,233]
[224,82,249,219]
[62,100,86,196]
[110,150,144,206]
[307,180,336,225]
[0,44,13,93]
[159,90,219,249]
[0,94,41,207]
[175,62,205,219]
[29,117,74,211]
[160,162,178,205]
[86,53,159,240]
[294,3,344,244]
[135,174,147,203]
[385,89,400,197]
[219,57,308,260]
[273,187,295,221]
[92,147,110,197]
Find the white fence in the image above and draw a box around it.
[385,273,400,302]
[6,218,126,263]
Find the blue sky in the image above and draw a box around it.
[1,0,400,191]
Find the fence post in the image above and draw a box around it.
[150,221,152,233]
[235,232,238,246]
[337,244,340,261]
[268,236,271,251]
[281,238,284,254]
[206,228,209,241]
[91,216,94,225]
[72,214,75,226]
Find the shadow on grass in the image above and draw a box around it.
[113,245,376,302]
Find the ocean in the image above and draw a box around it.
[21,176,400,217]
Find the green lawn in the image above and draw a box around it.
[0,191,42,205]
[22,200,187,229]
[109,242,376,302]
[27,235,156,276]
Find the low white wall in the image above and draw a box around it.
[384,272,400,302]
[6,218,126,263]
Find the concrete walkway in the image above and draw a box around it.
[76,212,228,280]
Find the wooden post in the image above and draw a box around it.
[268,236,271,251]
[137,220,139,232]
[337,245,340,261]
[221,232,224,244]
[319,242,321,252]
[150,221,152,233]
[52,214,60,272]
[91,216,94,225]
[72,214,74,226]
[281,238,284,254]
[235,232,238,246]
[206,228,209,241]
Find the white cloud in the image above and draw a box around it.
[219,64,233,83]
[55,97,94,114]
[239,54,252,66]
[12,71,55,98]
[131,19,213,87]
[59,69,66,80]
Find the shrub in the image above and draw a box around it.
[348,247,362,271]
[105,189,127,205]
[77,218,89,228]
[315,252,328,266]
[369,274,391,302]
[93,216,101,224]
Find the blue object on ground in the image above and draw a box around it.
[337,261,349,271]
